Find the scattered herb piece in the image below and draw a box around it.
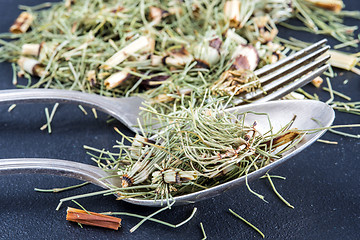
[7,104,16,112]
[130,201,176,233]
[9,12,34,34]
[101,206,197,230]
[317,139,338,144]
[78,104,88,115]
[322,87,351,101]
[266,173,294,209]
[66,207,122,230]
[34,182,89,193]
[200,222,207,240]
[229,208,265,238]
[92,108,98,119]
[40,103,59,133]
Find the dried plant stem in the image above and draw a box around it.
[34,182,89,193]
[66,207,122,230]
[200,222,207,240]
[7,104,16,112]
[71,200,91,214]
[317,139,338,144]
[11,63,17,85]
[78,105,88,115]
[102,207,197,229]
[40,103,59,133]
[229,208,265,238]
[322,87,351,101]
[56,184,156,210]
[325,77,334,104]
[266,173,294,209]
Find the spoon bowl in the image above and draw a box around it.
[126,99,335,206]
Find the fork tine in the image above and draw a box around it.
[254,39,328,77]
[253,64,330,104]
[260,54,330,91]
[247,54,330,102]
[232,53,330,105]
[257,45,330,85]
[242,55,330,101]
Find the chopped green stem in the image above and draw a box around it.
[325,77,334,105]
[78,105,88,115]
[34,182,89,193]
[229,209,265,238]
[266,173,294,209]
[102,207,197,229]
[130,201,197,232]
[317,139,338,144]
[71,200,91,215]
[200,222,207,240]
[7,104,16,112]
[322,87,351,101]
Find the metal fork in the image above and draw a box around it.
[0,39,330,133]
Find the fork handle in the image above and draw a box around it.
[0,158,118,190]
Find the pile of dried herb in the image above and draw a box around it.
[0,0,359,112]
[84,97,302,202]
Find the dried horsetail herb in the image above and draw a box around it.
[200,222,207,240]
[84,97,304,203]
[7,104,17,112]
[229,208,265,238]
[40,102,59,133]
[100,202,198,232]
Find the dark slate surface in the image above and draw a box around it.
[0,1,359,239]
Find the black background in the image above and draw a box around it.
[0,1,359,239]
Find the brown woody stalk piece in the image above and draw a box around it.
[66,207,122,230]
[263,130,302,148]
[311,76,323,88]
[10,12,34,34]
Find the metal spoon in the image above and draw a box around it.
[0,100,334,206]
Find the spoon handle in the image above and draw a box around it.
[0,158,117,189]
